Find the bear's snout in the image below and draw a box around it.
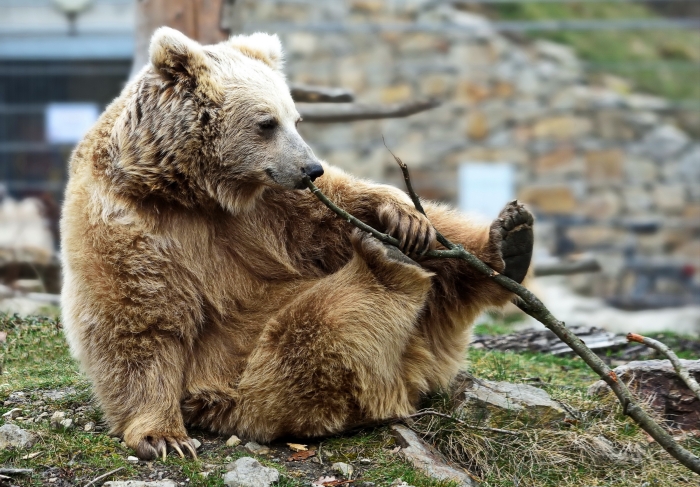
[302,162,324,182]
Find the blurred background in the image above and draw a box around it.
[0,0,698,336]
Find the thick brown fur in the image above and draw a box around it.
[61,28,534,460]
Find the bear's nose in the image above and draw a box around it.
[303,163,324,182]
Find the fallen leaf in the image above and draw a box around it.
[21,451,42,460]
[312,476,337,486]
[287,449,316,462]
[287,442,308,452]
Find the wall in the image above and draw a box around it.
[230,0,700,300]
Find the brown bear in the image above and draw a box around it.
[60,27,534,460]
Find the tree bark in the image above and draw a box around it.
[131,0,231,78]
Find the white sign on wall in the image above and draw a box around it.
[45,102,99,144]
[458,162,515,219]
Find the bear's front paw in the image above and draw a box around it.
[377,202,436,258]
[490,200,534,284]
[129,433,198,461]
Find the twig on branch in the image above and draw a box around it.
[290,84,354,103]
[403,409,520,436]
[83,467,125,487]
[627,333,700,401]
[297,98,440,123]
[301,166,700,474]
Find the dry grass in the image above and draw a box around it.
[408,350,700,487]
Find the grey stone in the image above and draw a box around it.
[192,438,202,450]
[642,124,690,161]
[244,441,270,455]
[104,482,177,487]
[127,455,139,464]
[455,376,566,424]
[59,418,73,430]
[331,462,354,477]
[0,423,37,450]
[391,425,477,486]
[223,457,279,487]
[49,411,66,430]
[534,40,579,70]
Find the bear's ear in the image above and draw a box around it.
[228,33,284,71]
[149,27,209,83]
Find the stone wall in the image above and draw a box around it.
[229,0,700,300]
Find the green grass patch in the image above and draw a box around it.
[481,2,700,101]
[1,313,698,486]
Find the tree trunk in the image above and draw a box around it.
[130,0,231,78]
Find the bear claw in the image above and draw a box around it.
[135,435,197,461]
[490,200,534,284]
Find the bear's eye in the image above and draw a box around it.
[257,118,278,132]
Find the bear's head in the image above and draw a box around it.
[111,27,323,213]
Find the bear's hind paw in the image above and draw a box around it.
[491,200,534,284]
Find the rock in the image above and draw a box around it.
[518,186,577,215]
[454,375,566,425]
[104,482,177,487]
[0,423,37,450]
[192,438,202,450]
[471,326,627,355]
[59,418,73,430]
[331,462,354,477]
[588,360,700,430]
[390,425,477,486]
[84,421,95,432]
[642,124,690,161]
[389,480,415,487]
[653,184,686,214]
[222,457,279,487]
[244,441,270,455]
[127,456,139,464]
[585,149,624,183]
[2,408,22,420]
[226,435,241,447]
[49,411,66,430]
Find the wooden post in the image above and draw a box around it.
[130,0,231,78]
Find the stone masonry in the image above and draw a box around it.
[227,0,699,300]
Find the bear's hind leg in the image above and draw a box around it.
[226,230,433,442]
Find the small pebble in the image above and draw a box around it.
[332,462,354,477]
[225,435,241,447]
[127,455,139,464]
[84,421,95,432]
[2,408,22,419]
[245,441,270,455]
[59,418,73,430]
[359,458,372,465]
[192,438,201,450]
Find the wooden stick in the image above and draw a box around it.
[301,174,700,475]
[298,98,440,123]
[83,467,125,487]
[290,84,354,103]
[627,333,700,401]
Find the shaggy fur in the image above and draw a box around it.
[61,28,534,460]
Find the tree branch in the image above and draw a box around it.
[627,333,700,401]
[301,172,700,475]
[290,84,354,103]
[297,98,441,123]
